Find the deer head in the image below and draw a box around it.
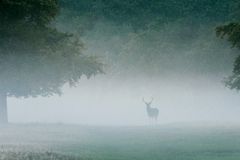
[142,97,153,108]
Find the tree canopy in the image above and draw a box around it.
[0,0,103,97]
[57,0,238,77]
[60,0,236,30]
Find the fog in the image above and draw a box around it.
[4,0,240,126]
[7,74,240,125]
[4,1,240,160]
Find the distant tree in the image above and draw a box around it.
[0,0,103,123]
[216,23,240,90]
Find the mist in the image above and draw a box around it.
[3,1,240,159]
[7,74,240,125]
[4,0,239,126]
[1,2,237,126]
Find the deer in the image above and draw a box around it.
[143,97,159,121]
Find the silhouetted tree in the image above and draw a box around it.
[0,0,103,123]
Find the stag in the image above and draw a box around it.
[143,98,159,121]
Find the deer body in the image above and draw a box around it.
[146,106,159,120]
[143,98,159,120]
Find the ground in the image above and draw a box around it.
[0,123,240,160]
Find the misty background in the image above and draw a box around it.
[7,0,240,125]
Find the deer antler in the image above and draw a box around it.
[150,97,154,103]
[143,97,153,104]
[142,98,146,104]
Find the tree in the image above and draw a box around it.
[0,0,103,123]
[216,23,240,90]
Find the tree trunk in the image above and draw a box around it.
[0,93,8,124]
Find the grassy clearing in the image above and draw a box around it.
[0,124,240,160]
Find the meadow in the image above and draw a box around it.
[0,124,240,160]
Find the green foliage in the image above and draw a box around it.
[216,23,240,48]
[216,22,240,90]
[0,0,59,26]
[0,0,103,97]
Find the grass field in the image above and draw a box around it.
[0,123,240,160]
